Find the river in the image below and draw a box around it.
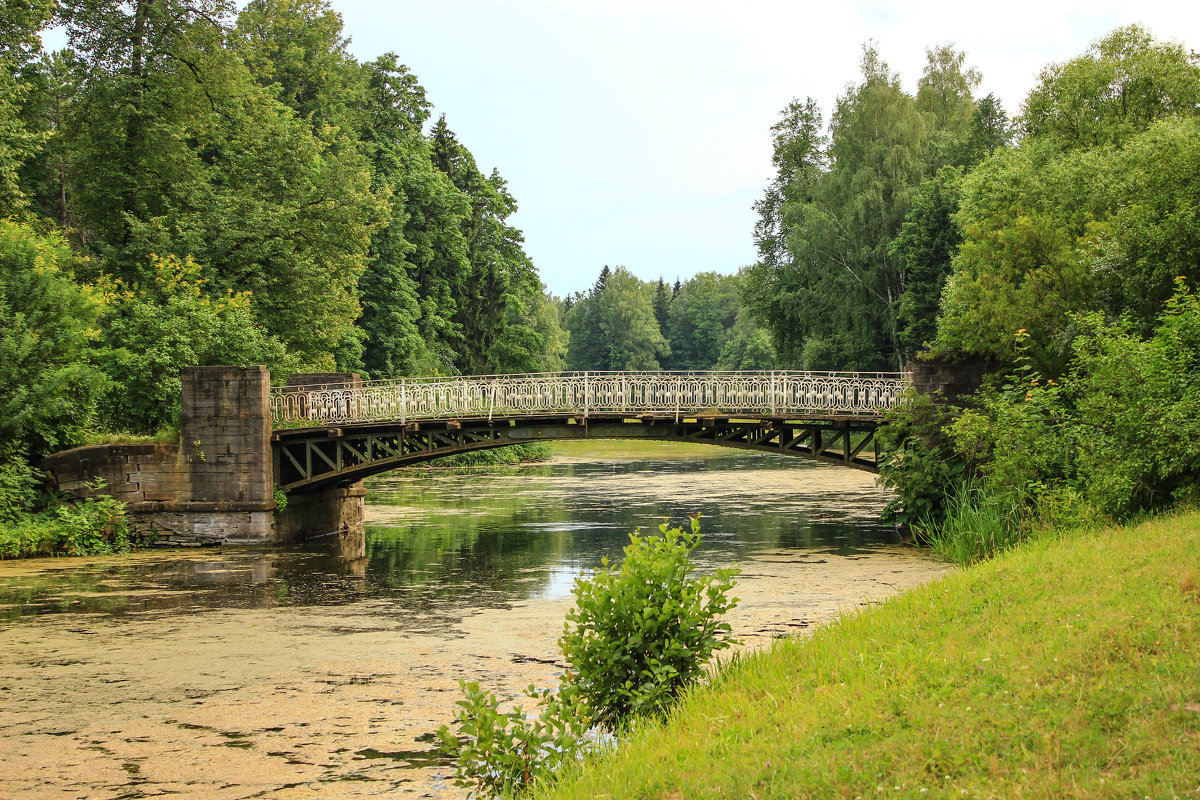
[0,441,949,799]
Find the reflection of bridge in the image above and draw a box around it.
[270,371,907,492]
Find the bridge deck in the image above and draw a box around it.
[270,370,908,430]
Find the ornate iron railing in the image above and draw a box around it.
[270,371,907,429]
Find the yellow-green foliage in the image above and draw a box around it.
[537,512,1200,799]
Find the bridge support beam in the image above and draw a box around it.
[275,482,366,544]
[148,366,278,544]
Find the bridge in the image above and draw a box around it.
[43,367,908,545]
[269,371,907,492]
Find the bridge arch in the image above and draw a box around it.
[43,368,904,544]
[272,414,886,493]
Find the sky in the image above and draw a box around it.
[46,1,1200,297]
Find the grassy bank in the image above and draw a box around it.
[538,513,1200,799]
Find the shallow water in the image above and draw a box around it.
[0,441,950,798]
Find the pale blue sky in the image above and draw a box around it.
[45,2,1200,296]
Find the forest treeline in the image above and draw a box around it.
[739,26,1200,548]
[560,266,775,373]
[2,0,574,469]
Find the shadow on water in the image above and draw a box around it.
[0,441,899,620]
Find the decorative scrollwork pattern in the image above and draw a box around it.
[269,371,908,429]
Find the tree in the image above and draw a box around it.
[96,254,297,433]
[935,28,1200,372]
[597,268,670,371]
[233,0,363,131]
[0,220,107,461]
[355,54,461,376]
[1022,25,1200,151]
[0,0,55,215]
[652,277,670,338]
[951,92,1011,167]
[715,308,776,370]
[746,45,929,371]
[564,267,668,371]
[916,44,982,170]
[890,166,965,360]
[54,0,385,368]
[666,272,741,370]
[564,266,613,370]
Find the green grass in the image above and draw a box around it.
[536,513,1200,799]
[79,424,180,447]
[923,481,1025,565]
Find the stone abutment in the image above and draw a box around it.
[41,367,364,545]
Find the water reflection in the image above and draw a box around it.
[363,442,900,603]
[0,442,899,620]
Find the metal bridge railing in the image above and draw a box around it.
[269,370,909,429]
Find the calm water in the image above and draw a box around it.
[0,441,900,621]
[0,441,939,799]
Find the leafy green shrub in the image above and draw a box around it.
[0,446,39,523]
[1065,284,1200,518]
[437,517,740,796]
[51,490,136,556]
[929,283,1200,527]
[436,680,591,798]
[0,481,144,559]
[877,391,970,532]
[560,516,740,731]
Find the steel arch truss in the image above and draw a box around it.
[273,415,884,493]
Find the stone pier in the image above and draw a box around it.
[41,366,365,545]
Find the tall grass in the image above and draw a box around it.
[920,480,1025,565]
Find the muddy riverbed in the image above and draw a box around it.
[0,442,951,798]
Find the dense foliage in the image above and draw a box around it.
[0,0,573,521]
[745,44,1008,371]
[561,267,775,372]
[855,27,1200,559]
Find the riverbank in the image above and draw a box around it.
[536,511,1200,799]
[0,495,148,559]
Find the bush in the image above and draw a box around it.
[0,445,39,523]
[0,481,143,559]
[436,681,591,798]
[876,391,970,532]
[437,517,740,797]
[559,516,739,731]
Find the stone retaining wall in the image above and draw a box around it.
[42,367,279,544]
